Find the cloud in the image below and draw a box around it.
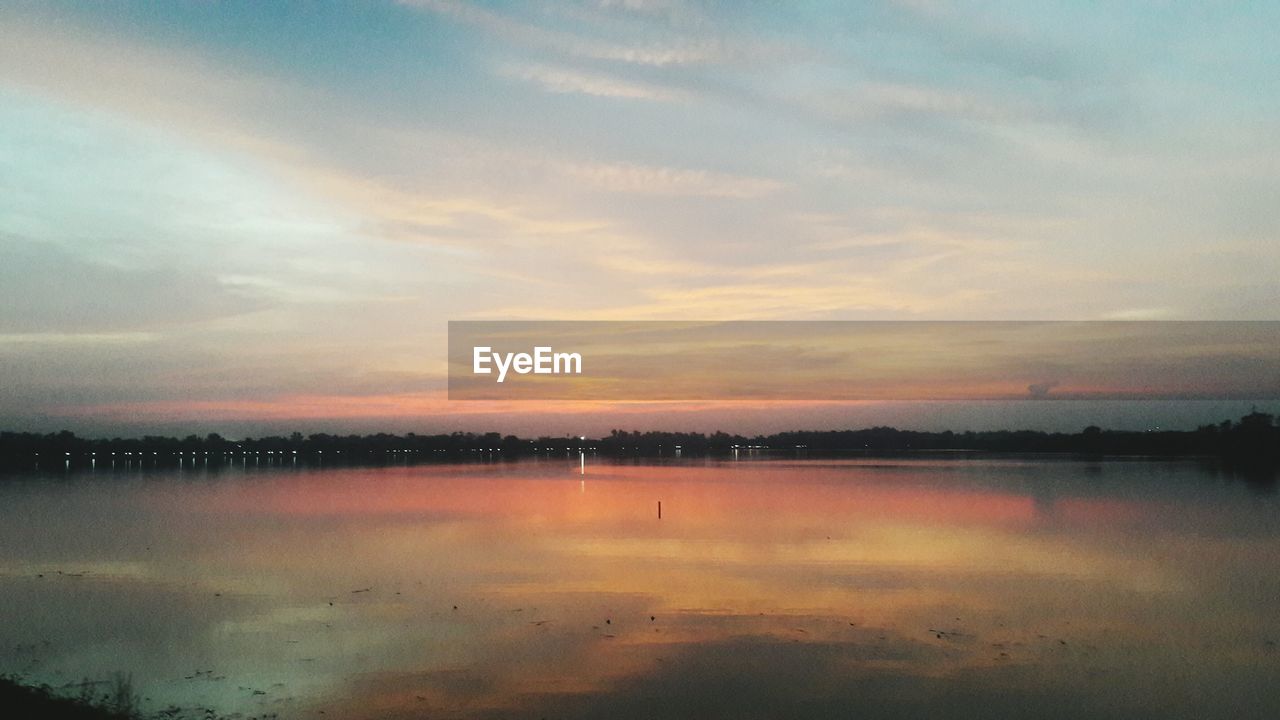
[0,12,294,143]
[0,235,265,333]
[496,62,684,101]
[1101,308,1174,320]
[297,169,614,248]
[1028,380,1060,399]
[0,332,160,346]
[848,81,1029,124]
[403,0,723,66]
[886,0,1085,83]
[562,162,784,198]
[476,279,969,321]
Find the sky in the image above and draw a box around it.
[1,1,1278,437]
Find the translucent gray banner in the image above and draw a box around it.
[447,321,1280,401]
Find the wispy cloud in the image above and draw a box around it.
[562,162,784,198]
[403,0,723,66]
[0,332,160,346]
[845,82,1028,124]
[299,169,612,247]
[496,61,684,101]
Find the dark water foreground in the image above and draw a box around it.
[2,457,1278,719]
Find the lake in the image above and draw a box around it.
[1,456,1278,719]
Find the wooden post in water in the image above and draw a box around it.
[658,500,662,519]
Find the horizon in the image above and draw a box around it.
[5,405,1275,445]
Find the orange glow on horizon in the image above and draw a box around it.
[52,392,893,423]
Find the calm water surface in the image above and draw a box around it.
[2,457,1278,719]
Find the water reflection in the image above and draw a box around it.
[1,458,1277,719]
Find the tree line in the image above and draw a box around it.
[1,410,1276,468]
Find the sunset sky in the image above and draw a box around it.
[2,1,1277,436]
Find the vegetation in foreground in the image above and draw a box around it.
[1,674,135,720]
[0,675,247,720]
